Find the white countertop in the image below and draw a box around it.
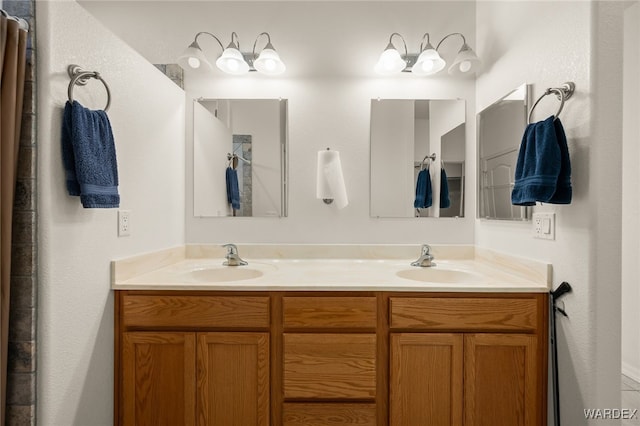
[111,245,551,293]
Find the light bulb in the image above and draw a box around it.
[216,45,250,75]
[411,45,445,76]
[178,43,212,72]
[459,60,471,73]
[264,59,276,71]
[421,60,434,72]
[188,57,201,69]
[448,43,480,75]
[375,48,405,75]
[254,45,286,75]
[382,50,400,71]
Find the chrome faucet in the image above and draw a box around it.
[222,244,248,266]
[411,244,435,267]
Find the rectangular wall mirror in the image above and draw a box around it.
[193,98,288,217]
[370,99,466,218]
[477,84,531,220]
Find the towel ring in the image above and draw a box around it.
[420,153,436,170]
[527,82,575,124]
[67,64,111,112]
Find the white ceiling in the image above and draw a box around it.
[78,1,476,78]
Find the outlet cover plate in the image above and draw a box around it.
[118,210,131,237]
[532,212,555,240]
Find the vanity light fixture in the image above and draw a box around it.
[374,33,409,75]
[374,32,480,76]
[440,33,480,75]
[216,32,250,75]
[252,32,287,75]
[412,33,446,76]
[178,31,286,76]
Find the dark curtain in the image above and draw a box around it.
[0,14,27,424]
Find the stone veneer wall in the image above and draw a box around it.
[233,134,253,217]
[4,0,37,424]
[153,64,184,89]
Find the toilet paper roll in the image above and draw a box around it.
[316,149,348,209]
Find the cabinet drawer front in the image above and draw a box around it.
[122,295,270,328]
[390,297,538,331]
[283,334,377,399]
[283,403,376,425]
[283,297,377,329]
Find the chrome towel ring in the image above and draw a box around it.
[527,82,575,124]
[67,64,111,112]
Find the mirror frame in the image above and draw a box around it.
[476,84,532,221]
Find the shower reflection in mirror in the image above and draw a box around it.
[477,84,530,220]
[193,98,288,217]
[370,99,466,218]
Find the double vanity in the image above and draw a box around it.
[112,244,550,426]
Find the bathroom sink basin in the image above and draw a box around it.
[396,268,484,284]
[182,267,264,282]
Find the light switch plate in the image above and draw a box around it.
[532,212,555,240]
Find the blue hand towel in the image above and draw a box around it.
[414,169,432,209]
[61,102,80,196]
[547,119,572,204]
[511,116,571,205]
[225,166,240,210]
[61,100,119,208]
[440,167,451,209]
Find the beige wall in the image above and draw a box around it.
[476,2,624,424]
[36,2,186,424]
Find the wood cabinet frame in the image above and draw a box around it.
[115,290,547,426]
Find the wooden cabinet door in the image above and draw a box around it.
[122,332,196,426]
[464,333,539,426]
[196,332,269,426]
[390,333,463,426]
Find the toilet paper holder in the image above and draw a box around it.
[317,147,348,209]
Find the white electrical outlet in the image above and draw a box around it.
[118,210,131,237]
[532,212,555,240]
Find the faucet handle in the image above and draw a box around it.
[222,243,238,255]
[221,244,247,266]
[411,244,435,268]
